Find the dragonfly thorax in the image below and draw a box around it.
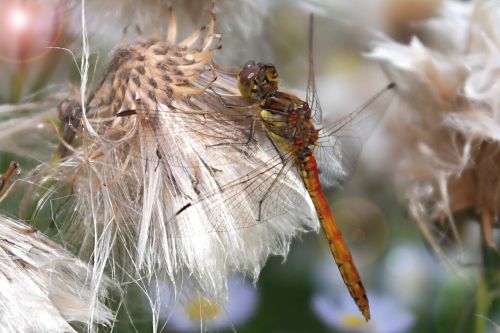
[239,61,319,161]
[259,91,318,157]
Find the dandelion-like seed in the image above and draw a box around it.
[0,163,113,332]
[20,0,398,325]
[0,215,114,332]
[369,0,500,256]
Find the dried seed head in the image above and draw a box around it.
[0,214,114,332]
[78,0,273,59]
[369,0,500,257]
[0,163,113,332]
[31,5,317,325]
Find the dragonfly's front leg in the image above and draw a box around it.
[210,85,257,110]
[55,98,83,159]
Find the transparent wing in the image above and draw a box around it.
[305,14,323,126]
[314,83,396,187]
[164,150,316,237]
[77,97,318,238]
[88,107,284,167]
[304,15,395,187]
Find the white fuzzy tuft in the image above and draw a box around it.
[368,0,500,254]
[0,214,113,333]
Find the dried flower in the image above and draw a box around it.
[30,3,318,322]
[0,162,113,332]
[69,0,274,64]
[368,0,500,256]
[0,214,113,332]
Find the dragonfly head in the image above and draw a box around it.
[237,61,279,101]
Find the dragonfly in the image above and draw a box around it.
[52,9,393,321]
[228,16,394,321]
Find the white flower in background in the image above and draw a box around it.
[0,214,113,333]
[368,0,500,257]
[383,244,446,308]
[312,292,415,333]
[151,276,259,332]
[312,252,414,333]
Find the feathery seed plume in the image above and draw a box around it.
[0,162,113,332]
[369,0,500,256]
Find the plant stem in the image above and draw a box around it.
[474,277,490,333]
[473,223,494,333]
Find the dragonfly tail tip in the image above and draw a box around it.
[362,308,371,321]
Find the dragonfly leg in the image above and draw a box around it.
[207,118,256,147]
[210,87,256,110]
[194,150,224,192]
[265,130,286,165]
[154,148,162,171]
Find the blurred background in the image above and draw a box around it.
[0,0,498,332]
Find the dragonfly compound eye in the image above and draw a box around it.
[254,62,279,97]
[237,61,262,100]
[243,60,256,68]
[238,61,279,100]
[263,64,278,82]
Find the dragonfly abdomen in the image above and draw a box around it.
[299,153,371,321]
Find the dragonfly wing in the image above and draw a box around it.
[315,83,395,188]
[315,129,362,188]
[169,151,317,238]
[97,101,318,238]
[165,119,317,235]
[306,14,324,126]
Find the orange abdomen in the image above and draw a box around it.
[300,154,370,321]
